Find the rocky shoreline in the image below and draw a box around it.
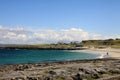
[0,58,120,80]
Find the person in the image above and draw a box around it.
[107,52,108,55]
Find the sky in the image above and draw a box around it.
[0,0,120,44]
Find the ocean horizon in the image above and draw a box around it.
[0,49,100,65]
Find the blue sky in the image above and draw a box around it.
[0,0,120,44]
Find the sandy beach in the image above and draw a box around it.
[74,48,120,59]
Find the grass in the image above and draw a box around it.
[56,77,63,80]
[3,44,76,49]
[105,71,113,75]
[0,72,4,77]
[82,39,120,49]
[111,45,120,49]
[85,78,94,80]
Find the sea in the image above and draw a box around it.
[0,49,100,65]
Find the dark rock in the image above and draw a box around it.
[91,73,100,79]
[72,73,82,80]
[84,70,91,74]
[78,68,84,72]
[27,77,37,80]
[49,70,56,75]
[79,68,91,74]
[44,77,50,80]
[94,68,106,74]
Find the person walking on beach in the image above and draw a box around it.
[107,52,109,55]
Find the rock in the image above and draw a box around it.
[79,68,91,74]
[94,68,106,74]
[84,70,91,74]
[44,77,51,80]
[78,72,85,77]
[109,69,120,74]
[91,73,100,79]
[0,59,120,80]
[49,70,56,75]
[78,68,84,72]
[34,64,42,67]
[11,77,25,80]
[15,65,29,71]
[27,77,38,80]
[72,73,82,80]
[65,76,73,80]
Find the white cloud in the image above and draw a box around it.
[0,26,119,44]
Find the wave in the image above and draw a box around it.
[96,54,111,59]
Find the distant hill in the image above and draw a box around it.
[82,38,120,48]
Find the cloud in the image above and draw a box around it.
[0,26,119,44]
[0,26,32,44]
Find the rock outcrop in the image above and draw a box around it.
[0,58,120,80]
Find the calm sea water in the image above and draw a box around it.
[0,49,99,65]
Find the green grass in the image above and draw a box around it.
[85,78,94,80]
[0,72,4,77]
[82,39,120,49]
[56,77,63,80]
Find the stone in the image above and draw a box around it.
[49,71,56,75]
[72,73,82,80]
[91,73,100,79]
[11,77,25,80]
[27,77,38,80]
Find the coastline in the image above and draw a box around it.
[0,48,120,79]
[72,48,120,59]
